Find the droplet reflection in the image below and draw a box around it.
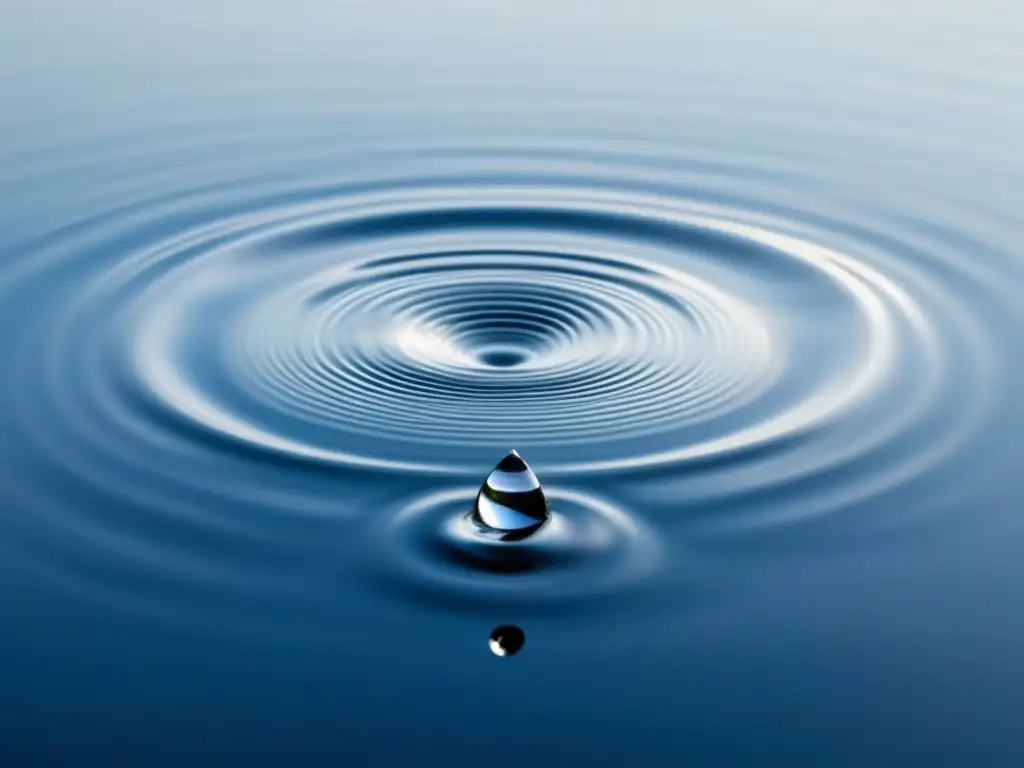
[469,450,550,541]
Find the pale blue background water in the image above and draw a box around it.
[3,1,1024,764]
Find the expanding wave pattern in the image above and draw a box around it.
[0,149,1017,635]
[3,3,1024,758]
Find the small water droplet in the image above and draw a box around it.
[489,625,525,656]
[469,450,550,541]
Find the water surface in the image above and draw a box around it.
[2,1,1024,763]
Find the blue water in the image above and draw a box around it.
[3,1,1024,763]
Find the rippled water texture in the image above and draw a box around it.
[3,1,1024,763]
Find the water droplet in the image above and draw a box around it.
[470,450,551,541]
[489,625,525,656]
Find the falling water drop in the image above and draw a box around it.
[489,625,525,657]
[469,449,551,541]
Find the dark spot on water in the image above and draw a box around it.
[479,348,529,368]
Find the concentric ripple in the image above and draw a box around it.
[7,5,1024,755]
[365,485,660,610]
[81,178,982,484]
[0,149,1014,632]
[120,189,780,473]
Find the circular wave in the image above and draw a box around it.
[59,179,974,482]
[0,150,1011,634]
[365,486,660,611]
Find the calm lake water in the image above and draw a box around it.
[2,1,1024,763]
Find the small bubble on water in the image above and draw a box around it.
[489,625,525,656]
[470,449,550,541]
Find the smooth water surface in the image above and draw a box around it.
[2,1,1024,763]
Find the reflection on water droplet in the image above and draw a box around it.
[489,625,525,657]
[470,450,550,541]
